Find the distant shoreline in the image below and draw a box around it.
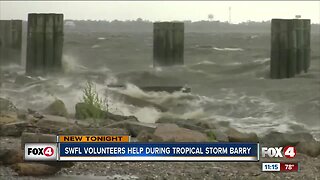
[14,20,320,34]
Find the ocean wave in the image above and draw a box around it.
[213,47,244,51]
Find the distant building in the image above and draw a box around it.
[65,20,76,28]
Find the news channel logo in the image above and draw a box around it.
[24,143,58,161]
[261,146,296,158]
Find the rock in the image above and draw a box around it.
[14,75,35,85]
[21,132,57,149]
[0,113,17,126]
[0,97,17,112]
[11,163,60,176]
[105,112,138,122]
[107,120,157,137]
[0,121,31,137]
[86,118,116,127]
[0,148,23,165]
[260,131,315,146]
[153,123,209,142]
[137,131,155,142]
[156,117,205,132]
[205,129,229,142]
[44,99,68,117]
[29,115,88,134]
[108,90,168,112]
[75,102,104,120]
[296,141,320,157]
[59,125,129,135]
[17,109,28,120]
[226,128,258,142]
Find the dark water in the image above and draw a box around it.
[1,33,319,140]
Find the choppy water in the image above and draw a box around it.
[1,41,319,140]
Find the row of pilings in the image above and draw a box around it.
[0,15,312,79]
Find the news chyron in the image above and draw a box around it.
[24,143,58,161]
[261,146,299,172]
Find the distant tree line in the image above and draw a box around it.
[22,19,320,34]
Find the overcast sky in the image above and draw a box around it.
[1,1,319,24]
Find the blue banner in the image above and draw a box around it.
[58,142,259,161]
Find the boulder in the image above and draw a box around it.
[226,128,258,142]
[107,120,157,137]
[137,130,155,142]
[105,112,138,122]
[75,102,104,120]
[260,131,315,146]
[44,99,68,117]
[109,91,168,112]
[153,123,209,142]
[59,125,129,136]
[86,118,116,127]
[11,163,60,176]
[296,141,320,157]
[17,109,28,120]
[14,75,36,85]
[30,115,89,134]
[0,113,17,126]
[156,117,206,132]
[0,97,17,112]
[21,132,57,149]
[0,148,23,165]
[0,121,31,137]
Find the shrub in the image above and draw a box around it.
[81,81,107,119]
[206,130,217,142]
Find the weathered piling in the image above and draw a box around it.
[153,22,184,66]
[26,13,64,75]
[270,19,281,79]
[293,19,304,75]
[0,20,22,65]
[287,19,297,78]
[303,19,311,73]
[270,18,311,79]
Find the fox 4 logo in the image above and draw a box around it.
[28,147,54,157]
[261,146,296,158]
[24,143,57,161]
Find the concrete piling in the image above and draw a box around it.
[303,19,311,73]
[293,19,304,75]
[270,19,281,79]
[26,13,64,75]
[270,18,311,79]
[153,22,184,66]
[0,20,22,65]
[287,19,297,78]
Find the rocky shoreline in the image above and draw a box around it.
[0,96,320,179]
